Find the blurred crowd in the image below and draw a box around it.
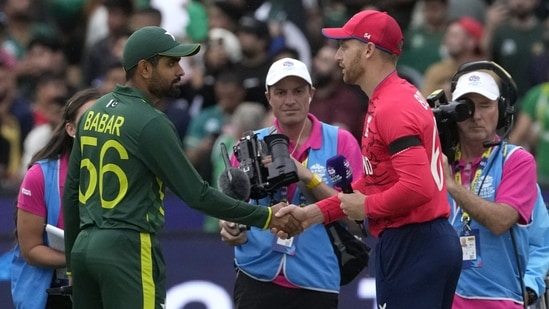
[0,0,548,200]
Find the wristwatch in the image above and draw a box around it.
[526,287,538,305]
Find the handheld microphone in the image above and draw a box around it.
[326,154,353,194]
[326,154,368,237]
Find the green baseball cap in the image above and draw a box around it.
[122,26,201,71]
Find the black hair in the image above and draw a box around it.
[28,88,102,167]
[104,0,135,16]
[216,69,244,86]
[35,71,66,88]
[133,6,162,25]
[106,60,123,72]
[212,0,243,23]
[32,72,68,102]
[27,35,64,52]
[273,47,300,61]
[238,15,270,40]
[125,54,161,80]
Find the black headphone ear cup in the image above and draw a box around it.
[496,96,512,129]
[497,97,504,129]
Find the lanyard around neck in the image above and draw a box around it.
[453,145,494,225]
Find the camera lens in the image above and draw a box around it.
[454,99,474,122]
[263,134,298,189]
[264,134,289,167]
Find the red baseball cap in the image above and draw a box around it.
[455,17,483,43]
[322,10,403,55]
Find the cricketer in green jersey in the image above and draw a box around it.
[63,26,302,309]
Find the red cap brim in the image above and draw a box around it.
[321,28,353,40]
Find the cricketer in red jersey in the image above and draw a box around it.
[273,10,462,309]
[318,71,451,237]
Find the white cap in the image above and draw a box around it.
[265,58,312,90]
[208,27,242,63]
[452,71,500,101]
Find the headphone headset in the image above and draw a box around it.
[450,61,518,130]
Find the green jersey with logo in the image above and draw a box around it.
[63,85,270,272]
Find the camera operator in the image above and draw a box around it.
[441,66,544,308]
[219,57,363,309]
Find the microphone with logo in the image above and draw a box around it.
[218,142,251,233]
[326,154,368,237]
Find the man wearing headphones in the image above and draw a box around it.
[442,62,542,308]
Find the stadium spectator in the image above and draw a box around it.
[422,16,485,99]
[19,73,69,179]
[184,71,246,184]
[482,0,545,98]
[81,0,134,87]
[309,44,367,142]
[398,0,449,76]
[236,15,272,109]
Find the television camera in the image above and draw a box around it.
[427,89,474,162]
[231,131,298,200]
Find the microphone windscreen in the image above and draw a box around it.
[218,167,251,201]
[326,154,353,188]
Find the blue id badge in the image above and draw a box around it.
[459,228,482,269]
[272,235,297,256]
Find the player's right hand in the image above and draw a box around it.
[269,202,303,238]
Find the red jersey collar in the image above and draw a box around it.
[370,70,400,102]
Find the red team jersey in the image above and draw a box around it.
[317,72,450,237]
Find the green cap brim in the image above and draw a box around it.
[159,44,201,57]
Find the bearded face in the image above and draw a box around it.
[341,47,365,86]
[149,67,181,99]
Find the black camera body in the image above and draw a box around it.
[233,131,298,200]
[427,89,474,161]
